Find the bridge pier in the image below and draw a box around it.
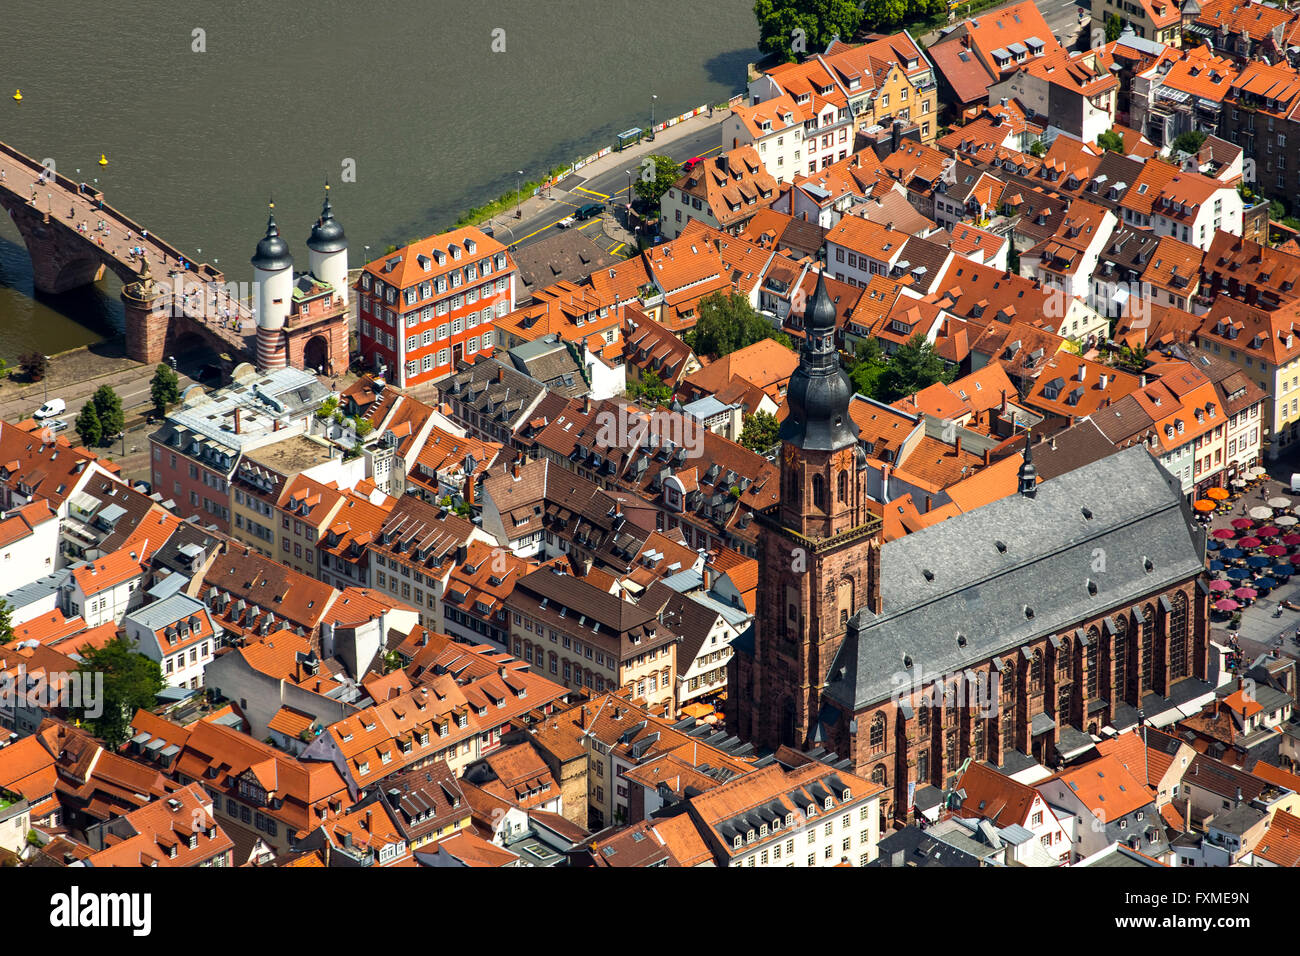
[0,192,110,293]
[122,260,170,365]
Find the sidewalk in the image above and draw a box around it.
[0,345,140,420]
[565,108,726,185]
[499,108,728,231]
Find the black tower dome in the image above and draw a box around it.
[251,204,293,272]
[778,269,857,452]
[307,186,347,254]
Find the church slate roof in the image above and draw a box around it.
[823,445,1205,712]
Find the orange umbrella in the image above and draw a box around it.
[1207,487,1229,500]
[1193,499,1216,512]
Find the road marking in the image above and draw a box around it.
[610,242,625,256]
[573,186,610,199]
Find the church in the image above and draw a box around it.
[726,269,1212,824]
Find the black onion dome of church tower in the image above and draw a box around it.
[251,206,293,271]
[306,188,347,254]
[778,268,857,452]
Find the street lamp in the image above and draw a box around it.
[515,170,524,218]
[43,356,49,401]
[364,244,370,265]
[650,94,658,140]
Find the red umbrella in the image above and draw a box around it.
[1212,529,1237,540]
[1258,526,1281,538]
[1231,518,1255,529]
[1285,534,1300,546]
[1239,537,1263,548]
[1235,587,1258,600]
[1290,553,1300,565]
[1214,598,1241,611]
[1209,579,1233,591]
[1264,544,1288,556]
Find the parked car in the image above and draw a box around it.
[557,213,578,229]
[575,203,605,220]
[45,419,68,433]
[34,398,65,419]
[682,156,704,172]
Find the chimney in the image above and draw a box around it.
[983,448,992,466]
[273,417,280,432]
[954,435,963,455]
[891,120,901,153]
[924,495,932,513]
[578,705,588,730]
[1000,389,1008,413]
[512,457,522,480]
[234,407,241,435]
[463,472,475,507]
[497,365,505,383]
[583,394,591,415]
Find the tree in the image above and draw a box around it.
[73,636,165,748]
[687,290,791,357]
[739,410,781,452]
[91,385,124,444]
[1173,129,1207,155]
[1097,128,1125,154]
[634,154,683,207]
[847,337,886,397]
[150,363,180,417]
[0,599,12,644]
[754,0,864,63]
[878,333,955,401]
[1029,140,1047,158]
[18,351,47,382]
[74,401,102,448]
[1105,12,1122,42]
[630,369,673,407]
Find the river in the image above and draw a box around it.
[0,0,757,358]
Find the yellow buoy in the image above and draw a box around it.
[12,89,21,102]
[98,153,108,166]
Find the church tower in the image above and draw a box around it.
[737,268,884,751]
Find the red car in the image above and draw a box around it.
[682,156,704,172]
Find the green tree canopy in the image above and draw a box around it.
[92,385,124,442]
[635,154,683,207]
[877,333,955,402]
[1105,12,1122,42]
[1097,128,1125,153]
[74,402,102,448]
[74,636,165,748]
[19,352,47,382]
[687,290,792,357]
[1029,140,1047,157]
[847,336,886,398]
[150,363,180,417]
[1173,129,1207,155]
[0,599,13,644]
[754,0,864,63]
[739,410,781,452]
[629,369,673,407]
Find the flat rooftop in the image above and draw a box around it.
[242,434,335,475]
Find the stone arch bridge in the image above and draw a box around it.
[0,139,257,366]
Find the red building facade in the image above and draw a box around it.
[355,226,516,389]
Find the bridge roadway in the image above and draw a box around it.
[0,139,258,361]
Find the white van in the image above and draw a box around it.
[34,398,66,419]
[1291,473,1300,494]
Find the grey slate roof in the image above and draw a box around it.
[824,445,1204,711]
